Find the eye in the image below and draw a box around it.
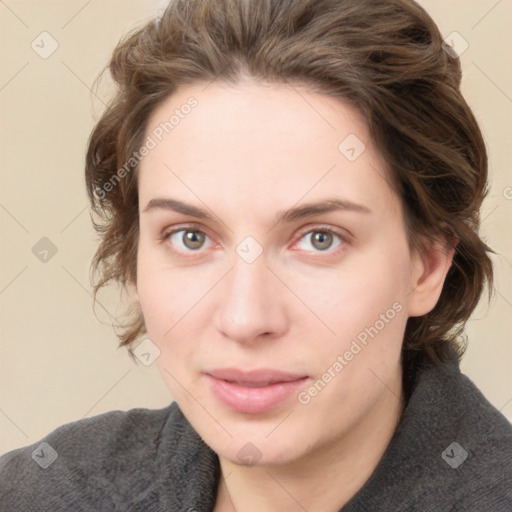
[163,226,213,254]
[162,224,347,257]
[294,227,345,253]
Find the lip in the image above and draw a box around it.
[205,368,309,414]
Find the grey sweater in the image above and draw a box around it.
[1,356,511,511]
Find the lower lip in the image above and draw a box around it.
[206,375,309,414]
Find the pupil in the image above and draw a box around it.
[185,231,203,249]
[313,231,332,250]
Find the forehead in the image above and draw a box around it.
[138,80,400,223]
[146,79,369,157]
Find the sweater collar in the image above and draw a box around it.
[158,356,463,511]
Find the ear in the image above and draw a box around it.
[407,235,457,318]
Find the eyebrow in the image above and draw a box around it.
[143,197,372,225]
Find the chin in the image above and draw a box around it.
[205,424,313,469]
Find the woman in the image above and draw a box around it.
[1,0,511,510]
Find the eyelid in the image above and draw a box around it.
[295,224,349,241]
[161,223,350,256]
[291,224,349,254]
[161,223,215,258]
[162,222,208,238]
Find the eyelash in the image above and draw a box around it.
[160,223,348,258]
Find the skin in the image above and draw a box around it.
[135,79,454,512]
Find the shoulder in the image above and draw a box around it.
[447,369,512,510]
[0,403,177,511]
[409,360,512,509]
[345,358,512,511]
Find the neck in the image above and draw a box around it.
[214,368,405,512]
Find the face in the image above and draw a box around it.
[136,80,426,467]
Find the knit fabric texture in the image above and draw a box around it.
[1,356,511,511]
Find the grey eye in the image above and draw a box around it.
[170,229,209,251]
[183,230,205,249]
[310,231,334,251]
[296,230,343,252]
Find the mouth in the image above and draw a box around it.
[205,368,310,414]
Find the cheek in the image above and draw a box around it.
[136,242,177,344]
[136,271,169,339]
[291,238,412,407]
[292,241,412,341]
[136,239,187,332]
[136,259,201,400]
[136,243,215,367]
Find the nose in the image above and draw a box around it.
[214,251,288,346]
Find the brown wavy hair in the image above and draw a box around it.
[85,0,493,384]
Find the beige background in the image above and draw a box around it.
[0,0,511,454]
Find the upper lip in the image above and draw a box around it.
[206,368,307,384]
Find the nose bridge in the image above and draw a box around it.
[232,248,268,296]
[215,243,286,343]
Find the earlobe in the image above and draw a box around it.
[407,237,457,318]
